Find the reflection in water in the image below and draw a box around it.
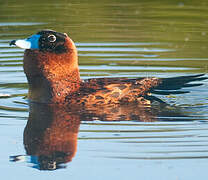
[24,103,80,170]
[11,102,192,170]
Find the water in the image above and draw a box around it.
[1,0,208,179]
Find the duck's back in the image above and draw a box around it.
[66,74,206,106]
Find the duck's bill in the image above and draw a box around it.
[10,39,32,49]
[9,34,40,49]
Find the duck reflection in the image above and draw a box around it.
[24,103,163,170]
[11,102,189,170]
[23,103,80,170]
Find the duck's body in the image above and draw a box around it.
[10,30,206,105]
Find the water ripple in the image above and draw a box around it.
[0,22,45,26]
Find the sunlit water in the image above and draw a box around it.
[1,0,208,179]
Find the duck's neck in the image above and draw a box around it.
[24,46,81,104]
[26,69,81,104]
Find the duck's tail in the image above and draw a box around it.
[151,74,207,95]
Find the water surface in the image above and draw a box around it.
[1,0,208,179]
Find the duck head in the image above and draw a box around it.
[10,30,70,53]
[10,30,81,104]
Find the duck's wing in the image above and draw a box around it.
[76,74,206,105]
[82,77,159,94]
[74,77,158,104]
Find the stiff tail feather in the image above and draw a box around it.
[151,74,207,95]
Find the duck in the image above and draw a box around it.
[10,30,207,106]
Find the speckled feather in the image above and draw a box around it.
[65,77,161,105]
[65,74,207,106]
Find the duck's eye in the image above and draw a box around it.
[48,34,56,42]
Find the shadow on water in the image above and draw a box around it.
[9,101,205,171]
